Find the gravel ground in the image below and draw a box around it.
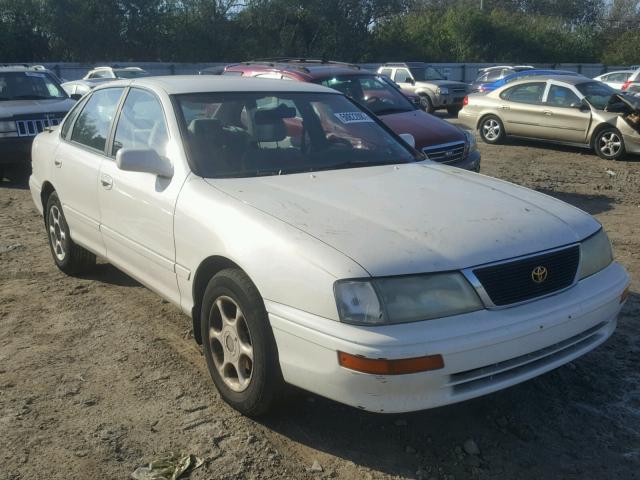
[1,117,639,480]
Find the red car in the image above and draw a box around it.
[223,60,481,171]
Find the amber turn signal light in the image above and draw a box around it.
[337,351,444,375]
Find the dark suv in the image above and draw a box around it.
[0,66,76,179]
[223,60,480,171]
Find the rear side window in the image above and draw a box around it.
[500,82,546,104]
[379,68,393,78]
[112,88,168,157]
[70,88,124,152]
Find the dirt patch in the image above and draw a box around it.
[1,125,639,479]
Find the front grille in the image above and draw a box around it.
[449,321,608,395]
[422,141,465,164]
[15,117,62,137]
[473,245,580,306]
[452,88,467,94]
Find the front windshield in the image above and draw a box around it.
[314,75,414,115]
[576,81,615,110]
[0,72,67,101]
[176,92,419,178]
[409,67,445,81]
[115,69,149,79]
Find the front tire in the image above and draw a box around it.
[201,268,283,416]
[45,192,96,275]
[420,95,434,113]
[594,127,625,160]
[479,115,505,144]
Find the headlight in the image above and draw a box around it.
[0,120,17,135]
[579,229,613,279]
[334,273,483,325]
[463,129,477,153]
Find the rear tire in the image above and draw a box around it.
[447,106,462,117]
[593,127,625,160]
[479,115,505,144]
[201,268,283,416]
[45,192,96,275]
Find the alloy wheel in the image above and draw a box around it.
[482,119,501,141]
[208,295,254,392]
[48,205,66,262]
[599,132,622,158]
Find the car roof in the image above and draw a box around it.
[599,70,636,75]
[501,75,594,87]
[93,75,338,95]
[0,65,50,72]
[225,61,373,81]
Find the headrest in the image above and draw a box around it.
[188,118,222,137]
[254,105,296,124]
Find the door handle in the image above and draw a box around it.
[501,106,510,110]
[543,110,553,116]
[53,159,62,168]
[100,174,113,190]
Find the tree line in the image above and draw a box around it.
[1,0,638,65]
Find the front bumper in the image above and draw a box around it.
[449,149,481,172]
[0,136,33,165]
[267,262,629,413]
[434,93,467,109]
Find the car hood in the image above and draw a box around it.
[0,98,75,118]
[379,110,465,149]
[206,163,599,277]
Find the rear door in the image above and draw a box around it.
[498,82,547,137]
[98,87,185,304]
[52,87,125,256]
[538,83,591,143]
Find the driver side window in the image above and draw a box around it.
[394,69,412,83]
[112,88,169,157]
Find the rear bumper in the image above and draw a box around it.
[0,137,33,165]
[267,262,629,413]
[457,109,480,130]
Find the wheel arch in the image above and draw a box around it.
[40,181,56,219]
[191,255,248,344]
[590,122,621,149]
[477,112,504,132]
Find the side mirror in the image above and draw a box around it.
[116,148,173,178]
[579,99,591,112]
[399,133,416,148]
[407,78,415,85]
[70,93,82,100]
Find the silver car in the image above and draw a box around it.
[458,75,640,160]
[377,62,468,115]
[594,70,636,91]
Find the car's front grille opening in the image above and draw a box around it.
[423,141,465,164]
[448,321,608,395]
[15,118,62,137]
[473,245,580,306]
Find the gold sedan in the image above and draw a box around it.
[459,75,640,160]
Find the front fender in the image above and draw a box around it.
[174,175,369,322]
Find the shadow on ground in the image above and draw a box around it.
[535,188,616,215]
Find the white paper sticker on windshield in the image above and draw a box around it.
[334,112,374,124]
[24,72,46,78]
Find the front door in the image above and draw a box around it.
[538,84,591,143]
[97,87,185,304]
[52,87,125,256]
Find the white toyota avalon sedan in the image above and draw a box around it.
[29,76,630,416]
